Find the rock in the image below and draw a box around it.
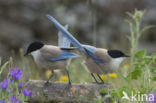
[25,80,112,103]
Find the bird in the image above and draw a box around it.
[24,25,80,88]
[46,15,130,84]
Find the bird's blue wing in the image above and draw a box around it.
[47,15,102,64]
[58,25,71,48]
[49,50,80,61]
[83,45,102,64]
[47,15,86,53]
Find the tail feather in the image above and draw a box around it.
[58,25,70,47]
[47,15,102,64]
[47,15,86,53]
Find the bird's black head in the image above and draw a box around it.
[107,50,129,58]
[24,41,44,56]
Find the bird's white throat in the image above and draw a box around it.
[31,50,40,63]
[112,57,124,68]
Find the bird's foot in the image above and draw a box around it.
[92,82,98,84]
[92,81,104,85]
[44,81,50,87]
[65,83,72,90]
[99,81,105,84]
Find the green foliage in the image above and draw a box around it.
[99,88,109,95]
[126,9,154,68]
[135,49,146,58]
[0,58,9,76]
[97,10,156,103]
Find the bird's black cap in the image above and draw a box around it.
[24,41,44,56]
[107,50,129,58]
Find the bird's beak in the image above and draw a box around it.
[124,54,130,57]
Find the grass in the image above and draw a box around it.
[0,10,155,103]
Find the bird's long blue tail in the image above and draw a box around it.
[58,24,71,48]
[47,15,86,53]
[47,15,102,64]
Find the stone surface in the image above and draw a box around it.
[25,80,111,103]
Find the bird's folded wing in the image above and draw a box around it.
[48,50,80,61]
[83,45,102,64]
[94,48,111,64]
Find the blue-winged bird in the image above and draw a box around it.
[47,15,129,84]
[24,25,79,88]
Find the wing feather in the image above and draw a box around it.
[49,50,80,61]
[58,25,71,47]
[83,45,102,64]
[94,48,111,64]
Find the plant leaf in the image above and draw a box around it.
[140,25,154,35]
[152,76,156,81]
[135,50,146,58]
[0,61,8,75]
[127,68,142,80]
[99,88,109,95]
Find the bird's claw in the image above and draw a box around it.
[65,83,72,90]
[44,81,50,87]
[98,82,104,84]
[92,81,104,85]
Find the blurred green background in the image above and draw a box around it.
[0,0,155,83]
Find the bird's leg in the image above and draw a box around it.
[45,70,54,86]
[65,69,72,89]
[91,73,100,84]
[97,74,104,84]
